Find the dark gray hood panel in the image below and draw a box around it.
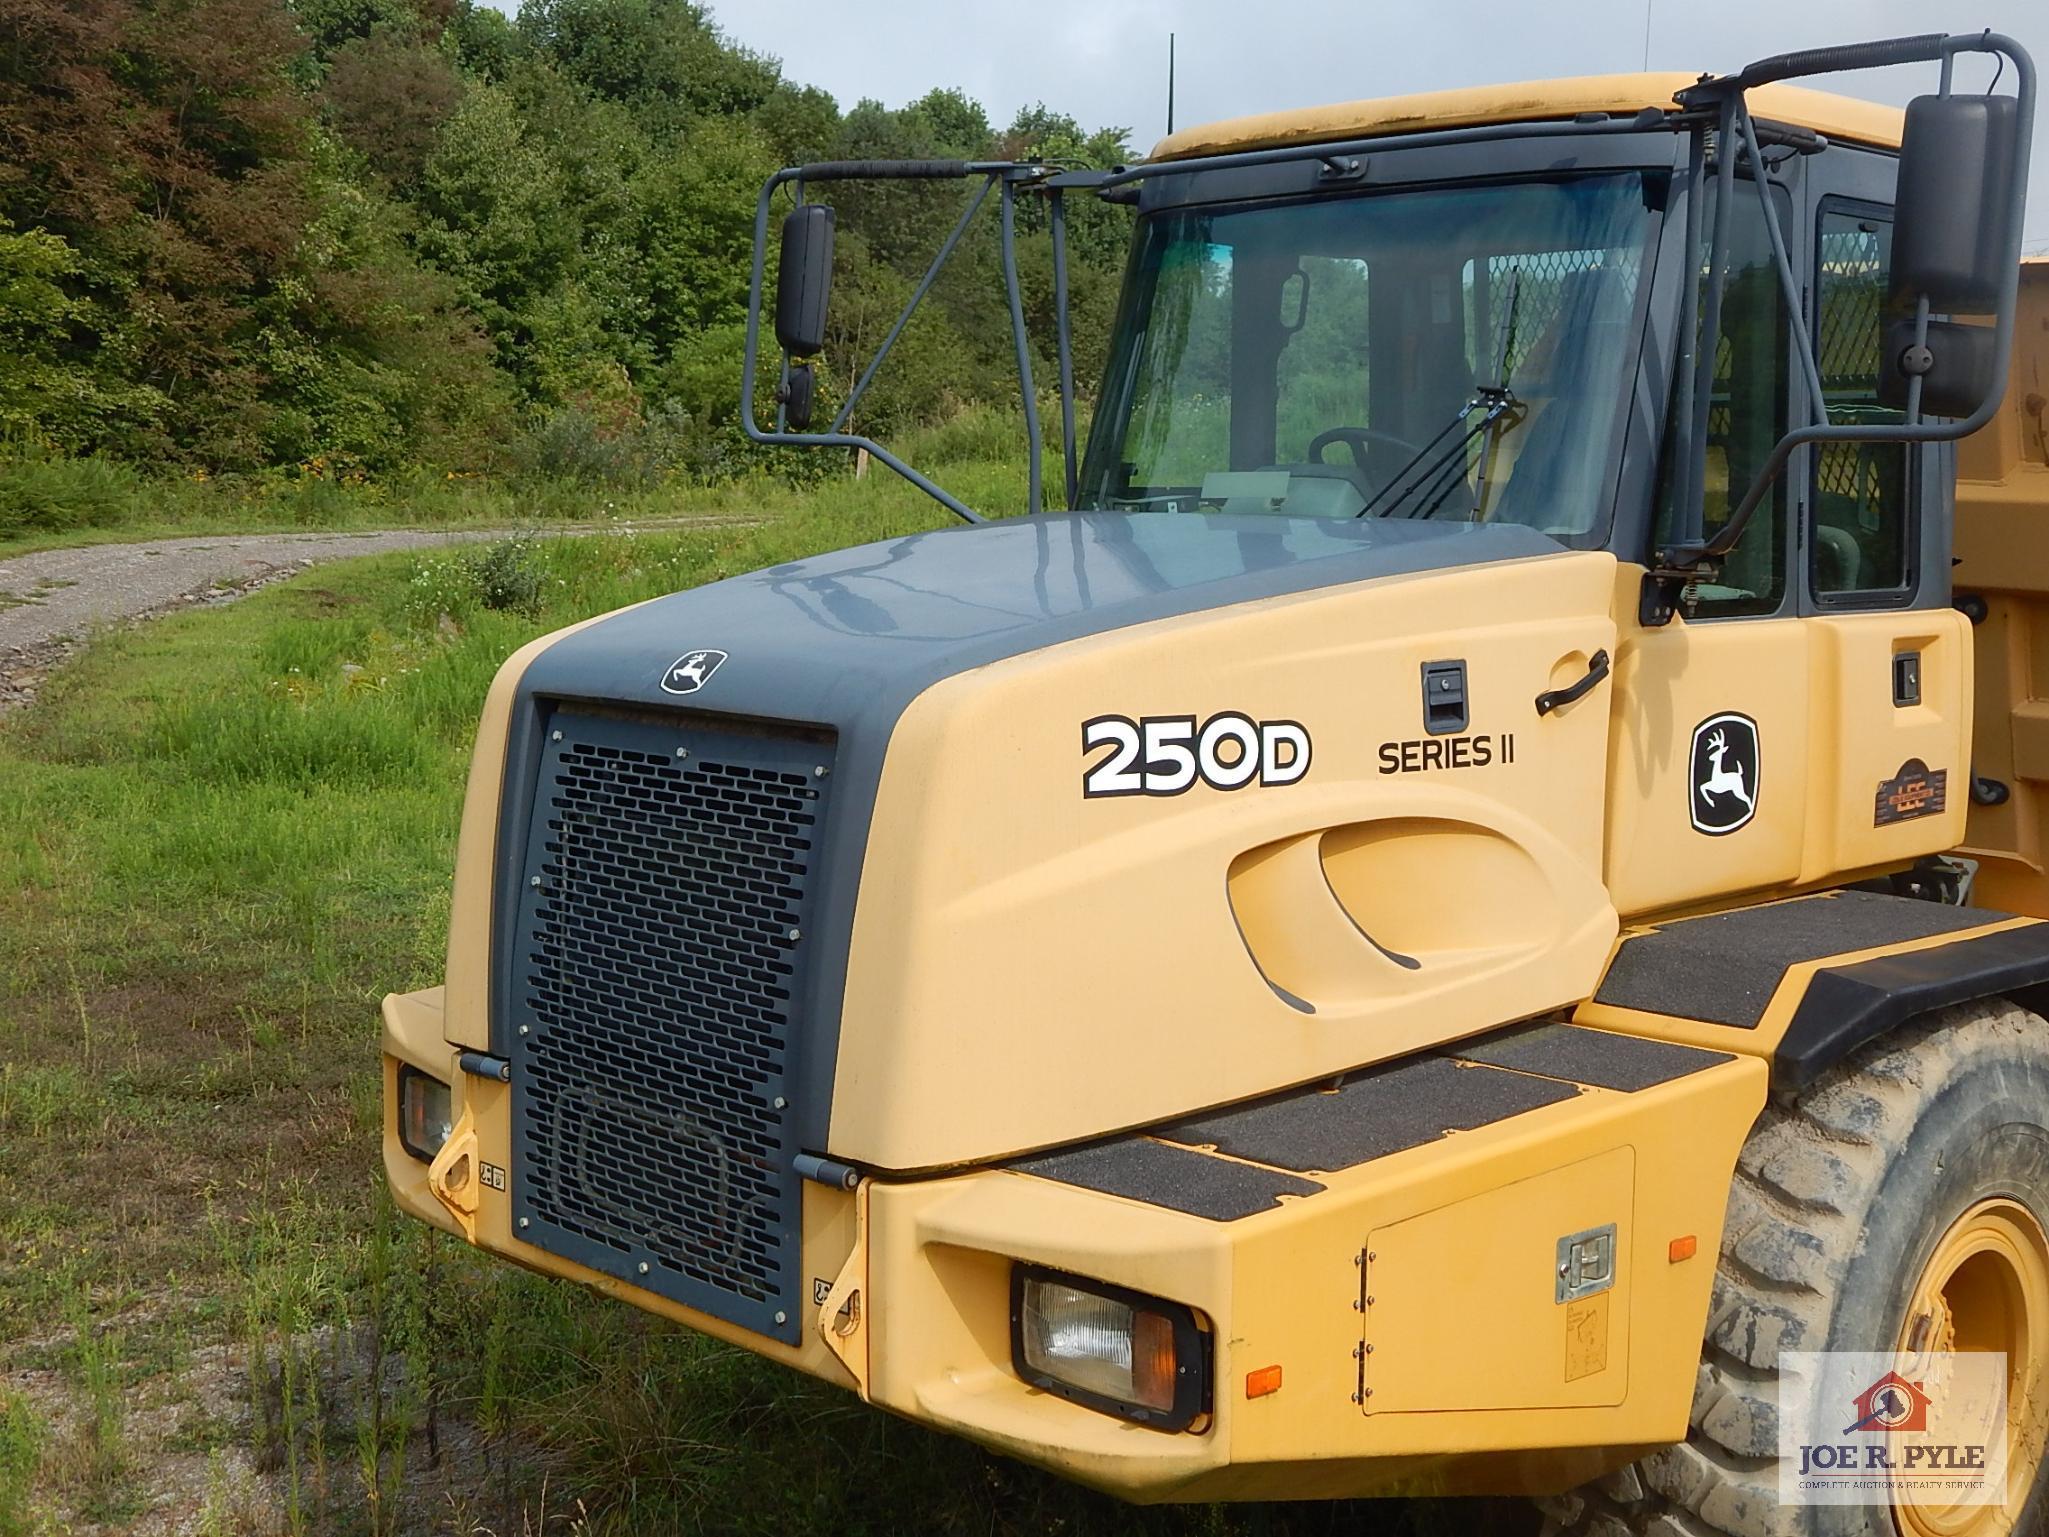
[500,512,1565,1158]
[520,512,1562,721]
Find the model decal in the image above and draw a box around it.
[660,648,728,695]
[1874,759,1949,826]
[1690,713,1760,835]
[1377,733,1515,773]
[1082,714,1310,798]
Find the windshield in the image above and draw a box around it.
[1079,173,1660,540]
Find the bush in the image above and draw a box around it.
[511,399,734,489]
[0,455,142,537]
[466,536,546,613]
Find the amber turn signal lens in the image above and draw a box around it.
[1131,1308,1178,1411]
[1245,1364,1283,1399]
[1669,1234,1698,1263]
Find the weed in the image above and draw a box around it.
[465,537,545,615]
[0,1391,39,1537]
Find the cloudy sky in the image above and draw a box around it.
[695,0,2049,250]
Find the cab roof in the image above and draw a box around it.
[1150,72,1905,162]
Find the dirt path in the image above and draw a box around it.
[0,518,755,714]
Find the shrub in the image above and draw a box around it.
[0,455,140,537]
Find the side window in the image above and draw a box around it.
[1656,184,1790,617]
[1120,224,1233,493]
[1813,205,1911,597]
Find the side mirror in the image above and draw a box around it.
[1878,317,1999,418]
[1892,92,2021,314]
[779,362,817,431]
[775,205,835,358]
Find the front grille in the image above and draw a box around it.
[508,706,833,1342]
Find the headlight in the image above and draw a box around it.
[1010,1265,1211,1432]
[397,1065,453,1163]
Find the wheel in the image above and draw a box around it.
[1543,999,2049,1537]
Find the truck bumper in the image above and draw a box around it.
[384,985,1764,1502]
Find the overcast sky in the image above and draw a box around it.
[692,1,2049,249]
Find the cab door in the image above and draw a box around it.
[1795,189,1972,880]
[1605,174,1815,917]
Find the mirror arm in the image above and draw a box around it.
[1667,126,1708,548]
[831,176,993,435]
[998,175,1044,517]
[1050,188,1079,510]
[741,168,987,525]
[1736,100,1828,427]
[1661,31,2036,572]
[1678,94,1741,551]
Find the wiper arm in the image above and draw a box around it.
[1353,386,1522,520]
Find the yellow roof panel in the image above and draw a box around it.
[1150,73,1905,162]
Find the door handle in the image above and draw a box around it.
[1535,649,1611,717]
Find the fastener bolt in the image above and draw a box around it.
[772,1096,787,1110]
[518,1024,530,1036]
[518,1217,530,1229]
[530,875,542,888]
[551,730,563,742]
[675,747,689,758]
[638,1261,650,1275]
[787,927,801,941]
[775,1311,788,1325]
[813,765,828,777]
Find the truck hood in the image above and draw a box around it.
[497,511,1594,1168]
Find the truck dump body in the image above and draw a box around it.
[1957,259,2049,912]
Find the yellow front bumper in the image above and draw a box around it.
[384,985,1764,1503]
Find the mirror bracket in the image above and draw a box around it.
[1655,30,2035,575]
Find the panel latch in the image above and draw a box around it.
[1421,659,1469,735]
[1556,1223,1617,1304]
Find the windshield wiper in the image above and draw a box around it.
[1352,386,1523,520]
[1357,264,1530,522]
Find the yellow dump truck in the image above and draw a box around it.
[385,32,2048,1536]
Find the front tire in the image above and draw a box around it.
[1545,1000,2049,1537]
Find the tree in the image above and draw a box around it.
[322,28,466,187]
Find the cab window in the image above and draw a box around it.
[1812,203,1912,599]
[1655,182,1790,617]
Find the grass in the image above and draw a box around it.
[0,405,1062,558]
[0,425,1530,1533]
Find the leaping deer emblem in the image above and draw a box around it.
[1698,728,1754,811]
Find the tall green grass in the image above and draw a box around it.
[0,401,1066,554]
[0,437,1526,1533]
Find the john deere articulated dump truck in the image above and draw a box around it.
[385,32,2049,1535]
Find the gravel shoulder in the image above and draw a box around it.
[0,518,752,714]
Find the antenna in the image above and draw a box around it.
[1167,32,1176,136]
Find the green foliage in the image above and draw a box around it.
[0,0,1136,511]
[0,1390,38,1537]
[0,454,143,536]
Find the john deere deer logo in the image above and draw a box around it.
[661,649,728,696]
[1690,713,1760,835]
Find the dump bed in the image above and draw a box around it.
[1952,260,2049,910]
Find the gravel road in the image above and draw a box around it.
[0,519,752,714]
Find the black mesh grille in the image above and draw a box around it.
[509,707,831,1342]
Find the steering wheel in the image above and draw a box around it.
[1307,425,1427,478]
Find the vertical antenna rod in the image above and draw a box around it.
[1167,33,1176,136]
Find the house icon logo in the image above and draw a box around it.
[1843,1371,1933,1435]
